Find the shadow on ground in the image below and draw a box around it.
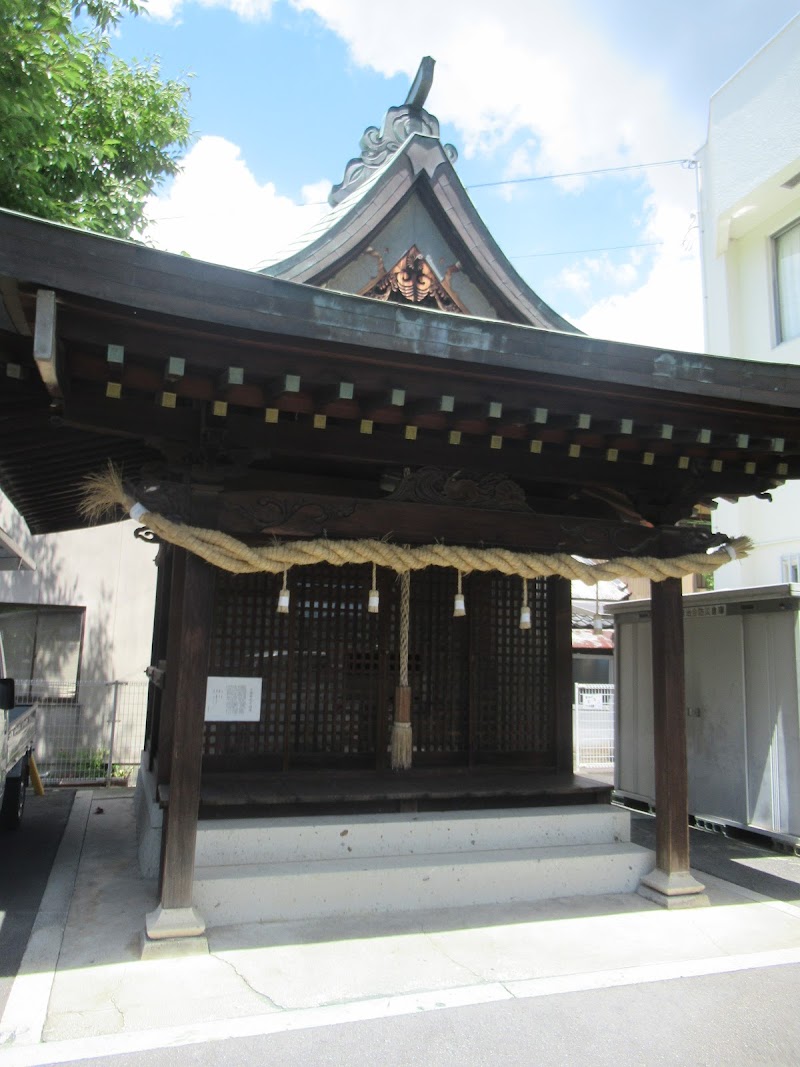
[0,789,74,1013]
[630,811,800,903]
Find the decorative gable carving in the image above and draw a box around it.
[360,246,467,314]
[329,105,457,207]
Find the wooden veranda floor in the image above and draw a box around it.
[196,768,612,818]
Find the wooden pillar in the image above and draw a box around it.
[551,576,574,774]
[144,544,173,772]
[145,549,215,941]
[639,577,708,908]
[156,547,185,790]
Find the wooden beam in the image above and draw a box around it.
[214,487,728,558]
[33,289,62,398]
[159,550,215,911]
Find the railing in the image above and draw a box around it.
[15,680,149,785]
[573,683,615,774]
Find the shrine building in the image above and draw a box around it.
[2,59,800,944]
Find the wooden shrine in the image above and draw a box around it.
[2,61,800,935]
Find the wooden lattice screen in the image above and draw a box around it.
[472,574,554,763]
[205,564,558,770]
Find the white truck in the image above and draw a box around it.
[1,635,36,829]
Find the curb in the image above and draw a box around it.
[0,791,93,1047]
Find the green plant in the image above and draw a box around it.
[58,748,126,778]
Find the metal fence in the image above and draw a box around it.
[17,678,613,783]
[16,680,149,785]
[573,683,615,773]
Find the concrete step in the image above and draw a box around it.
[193,841,654,926]
[194,805,631,867]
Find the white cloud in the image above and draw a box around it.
[143,0,276,23]
[142,136,328,269]
[576,247,703,351]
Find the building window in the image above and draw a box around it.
[774,220,800,344]
[781,554,800,584]
[0,605,84,690]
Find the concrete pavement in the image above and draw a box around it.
[3,789,800,1065]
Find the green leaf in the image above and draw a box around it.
[0,0,192,238]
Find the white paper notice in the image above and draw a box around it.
[204,676,263,722]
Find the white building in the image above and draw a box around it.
[0,492,156,686]
[697,15,800,589]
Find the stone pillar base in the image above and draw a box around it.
[638,868,710,909]
[143,905,208,957]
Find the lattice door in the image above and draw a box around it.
[289,564,384,764]
[471,574,555,762]
[205,564,557,770]
[405,569,470,761]
[205,571,291,767]
[205,565,385,768]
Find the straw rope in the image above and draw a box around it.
[80,464,752,583]
[398,571,411,688]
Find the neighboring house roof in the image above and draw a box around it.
[259,58,578,333]
[572,628,614,650]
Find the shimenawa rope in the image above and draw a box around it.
[80,465,753,585]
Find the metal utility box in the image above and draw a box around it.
[611,584,800,841]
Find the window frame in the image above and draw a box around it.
[0,603,85,692]
[773,217,800,346]
[780,553,800,585]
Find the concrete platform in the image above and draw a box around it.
[4,789,800,1065]
[193,806,653,924]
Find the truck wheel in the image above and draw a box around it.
[0,772,26,829]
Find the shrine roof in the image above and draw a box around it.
[258,58,577,332]
[1,207,799,535]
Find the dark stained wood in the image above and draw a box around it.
[160,550,215,910]
[201,565,560,773]
[144,544,173,773]
[650,577,690,874]
[5,211,800,412]
[551,576,575,774]
[197,768,611,816]
[156,548,186,789]
[214,487,726,557]
[4,206,800,537]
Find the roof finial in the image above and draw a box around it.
[404,57,435,110]
[328,56,456,207]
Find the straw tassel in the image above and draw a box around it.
[391,570,413,770]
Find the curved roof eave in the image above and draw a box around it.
[261,133,580,334]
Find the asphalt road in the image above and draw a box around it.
[52,963,800,1067]
[0,788,74,1017]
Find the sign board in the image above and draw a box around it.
[204,676,262,722]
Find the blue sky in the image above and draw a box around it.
[116,0,799,351]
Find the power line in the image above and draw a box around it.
[298,157,697,207]
[510,240,663,260]
[466,158,695,192]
